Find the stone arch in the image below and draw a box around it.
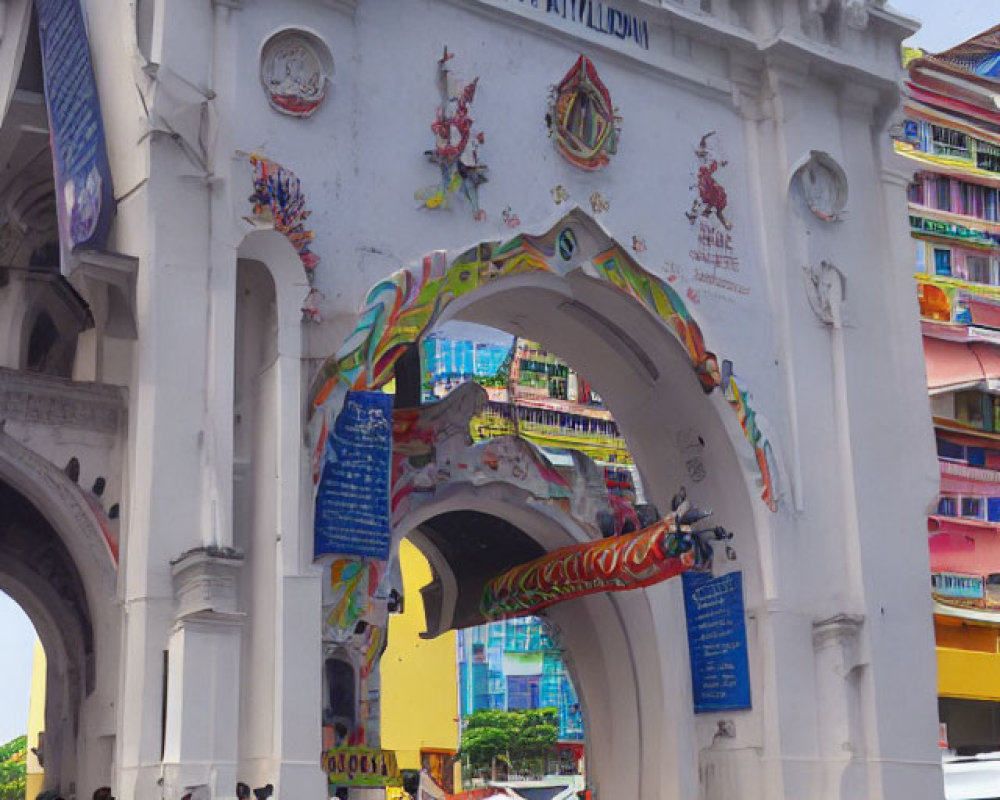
[311,207,781,799]
[393,487,648,797]
[0,431,118,796]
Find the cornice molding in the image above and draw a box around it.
[0,368,126,435]
[320,0,359,14]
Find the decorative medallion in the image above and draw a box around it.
[557,227,577,261]
[792,151,847,222]
[546,55,621,171]
[259,29,333,118]
[416,47,488,219]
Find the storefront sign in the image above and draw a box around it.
[324,746,402,787]
[36,0,115,262]
[682,570,751,713]
[315,391,393,559]
[910,215,997,246]
[932,571,984,602]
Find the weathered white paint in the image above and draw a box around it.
[0,0,942,797]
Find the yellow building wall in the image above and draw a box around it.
[26,638,45,800]
[381,539,459,773]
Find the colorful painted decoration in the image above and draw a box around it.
[259,29,332,118]
[309,209,780,512]
[242,152,322,320]
[416,48,488,217]
[480,489,732,620]
[686,131,731,230]
[547,55,620,171]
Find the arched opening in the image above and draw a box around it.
[0,429,119,800]
[233,257,281,771]
[0,591,41,800]
[313,209,774,799]
[0,479,97,797]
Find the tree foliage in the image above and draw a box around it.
[461,708,558,777]
[0,735,27,800]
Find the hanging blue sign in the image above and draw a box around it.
[682,570,752,713]
[36,0,116,261]
[314,391,394,560]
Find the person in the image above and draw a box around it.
[93,788,114,800]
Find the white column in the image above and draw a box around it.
[162,548,244,800]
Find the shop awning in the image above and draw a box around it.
[924,336,1000,392]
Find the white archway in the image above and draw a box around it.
[0,431,119,796]
[384,270,771,799]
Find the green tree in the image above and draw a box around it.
[460,708,558,779]
[0,735,26,800]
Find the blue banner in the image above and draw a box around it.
[36,0,115,260]
[314,391,393,560]
[682,570,751,713]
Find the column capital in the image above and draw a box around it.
[171,546,244,622]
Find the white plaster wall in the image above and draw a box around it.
[66,0,941,797]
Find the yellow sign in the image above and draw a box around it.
[324,746,403,787]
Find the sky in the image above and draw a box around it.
[0,0,997,758]
[893,0,999,54]
[0,592,37,744]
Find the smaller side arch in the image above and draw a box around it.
[0,431,117,613]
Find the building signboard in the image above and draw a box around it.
[36,0,115,264]
[470,0,650,51]
[682,570,752,713]
[314,391,393,559]
[324,746,402,787]
[910,215,998,246]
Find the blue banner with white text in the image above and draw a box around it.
[314,391,393,560]
[682,570,752,713]
[36,0,116,265]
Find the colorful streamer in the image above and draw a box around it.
[480,515,720,620]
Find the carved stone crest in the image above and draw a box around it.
[259,30,333,118]
[792,151,848,222]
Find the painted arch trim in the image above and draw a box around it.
[308,207,780,511]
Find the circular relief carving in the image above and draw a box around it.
[792,151,847,222]
[259,29,333,118]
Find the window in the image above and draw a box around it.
[955,391,993,431]
[937,438,964,461]
[966,254,993,285]
[962,496,984,519]
[969,447,987,466]
[931,125,969,158]
[989,498,1000,522]
[507,675,541,710]
[934,248,952,276]
[978,141,1000,173]
[935,179,952,212]
[938,496,958,516]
